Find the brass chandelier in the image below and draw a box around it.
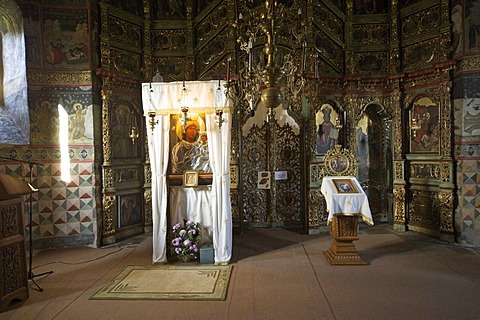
[227,0,316,115]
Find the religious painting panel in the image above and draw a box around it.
[356,115,370,182]
[117,193,143,229]
[42,8,89,69]
[315,103,340,156]
[111,102,139,159]
[169,113,210,174]
[332,178,358,194]
[451,2,464,56]
[409,97,439,154]
[466,0,480,52]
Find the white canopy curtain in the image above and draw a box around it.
[142,80,232,264]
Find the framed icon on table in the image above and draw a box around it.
[332,178,358,194]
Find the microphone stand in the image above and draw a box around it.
[0,156,53,291]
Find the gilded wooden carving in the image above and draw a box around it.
[109,16,142,47]
[411,163,440,179]
[321,145,357,178]
[144,189,152,226]
[352,23,389,46]
[402,39,439,71]
[308,189,326,227]
[441,163,450,182]
[101,89,112,163]
[103,168,114,188]
[401,5,440,40]
[111,48,142,76]
[103,194,116,236]
[409,190,439,227]
[151,29,189,51]
[394,162,403,180]
[393,187,405,223]
[438,191,453,233]
[312,3,344,43]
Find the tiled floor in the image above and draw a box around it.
[2,224,480,320]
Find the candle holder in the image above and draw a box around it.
[148,111,158,133]
[229,0,310,115]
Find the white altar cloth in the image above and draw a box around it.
[169,186,213,244]
[320,176,374,226]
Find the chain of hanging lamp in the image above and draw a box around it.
[226,0,319,117]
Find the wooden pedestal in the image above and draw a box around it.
[323,215,367,265]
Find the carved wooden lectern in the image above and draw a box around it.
[323,215,366,265]
[320,146,373,266]
[0,173,33,312]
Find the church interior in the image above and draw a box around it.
[1,0,480,318]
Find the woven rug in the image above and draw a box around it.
[90,264,233,301]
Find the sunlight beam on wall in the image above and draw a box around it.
[58,104,71,182]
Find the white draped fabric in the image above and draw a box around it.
[146,115,170,263]
[142,80,232,264]
[169,186,214,244]
[320,176,374,226]
[206,112,232,264]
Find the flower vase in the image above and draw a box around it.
[179,256,193,263]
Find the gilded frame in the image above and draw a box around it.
[183,170,198,187]
[332,178,358,194]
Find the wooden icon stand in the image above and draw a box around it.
[323,215,367,265]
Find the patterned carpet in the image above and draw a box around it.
[90,264,233,301]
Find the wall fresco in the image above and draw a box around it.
[42,9,89,69]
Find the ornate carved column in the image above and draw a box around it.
[438,80,454,234]
[391,87,407,229]
[100,87,116,241]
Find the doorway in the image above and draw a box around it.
[239,105,304,230]
[355,103,393,223]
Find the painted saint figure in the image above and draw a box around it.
[171,119,211,173]
[316,107,339,154]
